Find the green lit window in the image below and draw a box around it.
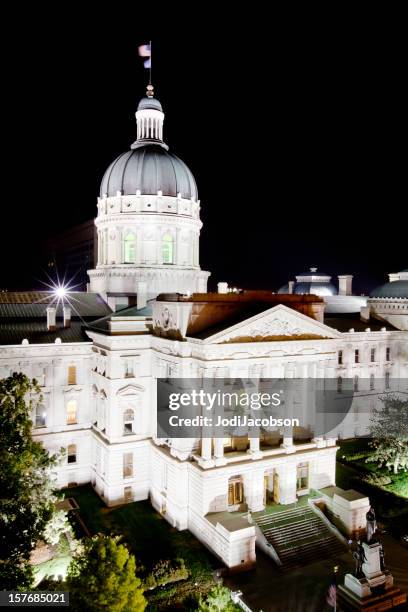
[162,234,174,264]
[124,233,136,263]
[296,462,308,491]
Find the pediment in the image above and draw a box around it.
[116,384,144,397]
[200,304,342,344]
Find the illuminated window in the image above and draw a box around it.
[123,408,135,435]
[386,347,391,361]
[338,350,343,365]
[123,452,133,478]
[35,403,46,428]
[68,365,76,385]
[296,462,308,490]
[67,444,77,464]
[228,477,244,506]
[371,348,376,363]
[66,400,77,425]
[354,349,359,364]
[124,233,136,263]
[162,234,174,264]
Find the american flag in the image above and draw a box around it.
[326,567,338,608]
[138,44,151,58]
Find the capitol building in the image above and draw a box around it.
[0,85,407,570]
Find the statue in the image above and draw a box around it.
[353,540,367,577]
[366,506,377,543]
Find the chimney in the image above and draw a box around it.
[217,282,229,294]
[63,306,71,328]
[288,281,295,294]
[46,306,56,331]
[338,274,353,296]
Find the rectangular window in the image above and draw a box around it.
[66,400,77,425]
[228,478,243,506]
[354,349,359,364]
[67,444,77,464]
[385,372,390,390]
[354,375,359,392]
[123,452,133,478]
[68,365,77,385]
[124,359,134,378]
[296,463,308,491]
[370,374,375,391]
[35,403,47,428]
[337,377,343,393]
[386,348,391,361]
[371,348,376,363]
[338,351,343,365]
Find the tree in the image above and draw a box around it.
[0,373,59,589]
[367,396,408,474]
[199,584,239,612]
[66,535,146,612]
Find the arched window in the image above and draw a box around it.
[66,399,77,425]
[124,233,136,263]
[162,234,174,264]
[123,408,135,435]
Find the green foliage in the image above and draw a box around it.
[367,396,408,474]
[66,534,146,612]
[145,557,188,589]
[198,584,239,612]
[0,373,59,590]
[363,473,392,486]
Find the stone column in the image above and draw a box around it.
[247,431,263,459]
[197,437,214,468]
[275,463,297,505]
[214,437,227,466]
[243,470,265,512]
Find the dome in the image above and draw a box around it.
[100,92,198,201]
[137,97,163,112]
[278,282,337,296]
[370,280,408,299]
[100,145,198,199]
[278,267,338,296]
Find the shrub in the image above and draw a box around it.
[146,558,189,589]
[363,473,392,486]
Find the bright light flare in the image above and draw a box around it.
[55,286,67,298]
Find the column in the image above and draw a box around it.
[197,437,214,468]
[247,429,263,459]
[275,464,297,505]
[214,438,227,466]
[243,470,265,512]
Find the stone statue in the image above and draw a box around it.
[366,506,377,543]
[353,540,367,577]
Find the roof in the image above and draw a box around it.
[0,292,111,345]
[85,303,153,334]
[100,145,198,200]
[137,97,163,112]
[324,313,396,332]
[0,292,111,317]
[369,280,408,299]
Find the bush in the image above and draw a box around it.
[363,473,392,486]
[145,558,189,590]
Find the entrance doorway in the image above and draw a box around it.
[264,469,279,505]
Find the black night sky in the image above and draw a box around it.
[1,13,406,295]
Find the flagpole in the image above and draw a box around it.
[149,40,152,86]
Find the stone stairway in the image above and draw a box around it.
[254,505,346,571]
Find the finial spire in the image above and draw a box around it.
[146,84,154,98]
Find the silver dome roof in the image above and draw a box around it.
[370,280,408,299]
[100,145,198,200]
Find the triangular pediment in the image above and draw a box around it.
[199,304,342,344]
[116,384,144,397]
